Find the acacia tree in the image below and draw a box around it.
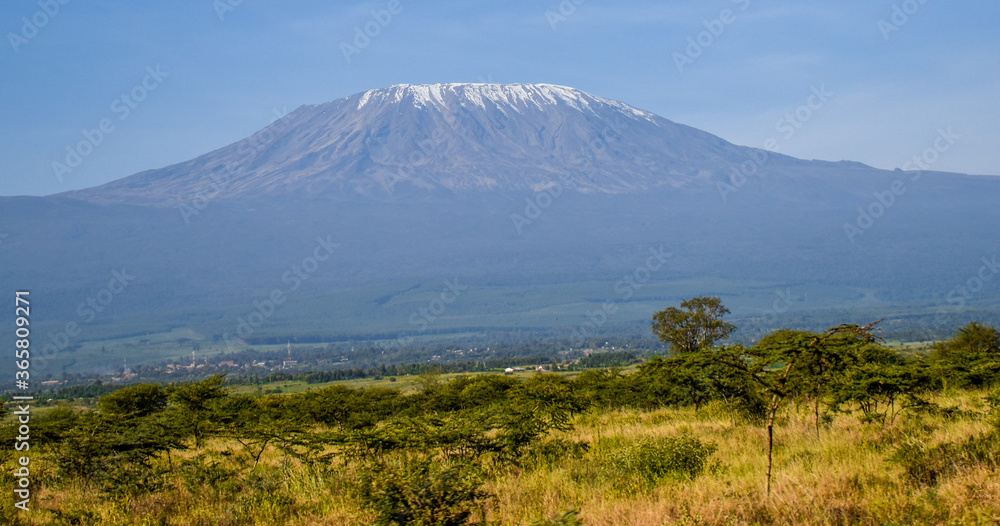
[753,329,858,438]
[99,383,167,418]
[830,344,930,425]
[652,297,736,355]
[633,353,742,413]
[715,321,882,497]
[56,384,179,494]
[165,374,228,448]
[931,321,1000,387]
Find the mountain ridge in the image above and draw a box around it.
[62,82,819,205]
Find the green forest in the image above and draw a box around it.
[3,298,1000,525]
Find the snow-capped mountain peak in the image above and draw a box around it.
[66,83,786,204]
[354,83,659,121]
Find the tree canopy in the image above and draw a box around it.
[651,296,736,354]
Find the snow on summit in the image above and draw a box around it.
[354,83,659,121]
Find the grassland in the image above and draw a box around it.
[6,385,999,526]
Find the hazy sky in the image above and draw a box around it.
[1,0,997,196]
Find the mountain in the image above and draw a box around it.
[65,83,882,205]
[67,84,754,203]
[2,83,999,374]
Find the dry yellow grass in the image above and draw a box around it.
[483,391,1000,526]
[8,390,1000,525]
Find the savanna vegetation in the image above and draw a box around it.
[3,298,1000,525]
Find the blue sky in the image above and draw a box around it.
[1,0,997,196]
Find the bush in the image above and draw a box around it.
[891,432,1000,485]
[930,322,1000,388]
[523,438,589,468]
[986,387,1000,419]
[526,510,584,526]
[47,507,98,526]
[0,500,27,526]
[603,434,717,489]
[179,454,242,495]
[233,490,297,525]
[359,455,492,526]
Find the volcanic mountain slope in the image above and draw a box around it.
[65,83,861,205]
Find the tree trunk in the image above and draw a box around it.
[814,398,821,439]
[764,364,792,499]
[766,423,774,497]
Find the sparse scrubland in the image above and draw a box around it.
[3,302,1000,526]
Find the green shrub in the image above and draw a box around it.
[603,434,717,490]
[526,510,583,526]
[103,460,168,497]
[986,387,1000,420]
[523,438,589,468]
[0,500,27,526]
[890,432,1000,485]
[233,490,297,525]
[178,454,242,495]
[47,507,98,526]
[359,455,491,526]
